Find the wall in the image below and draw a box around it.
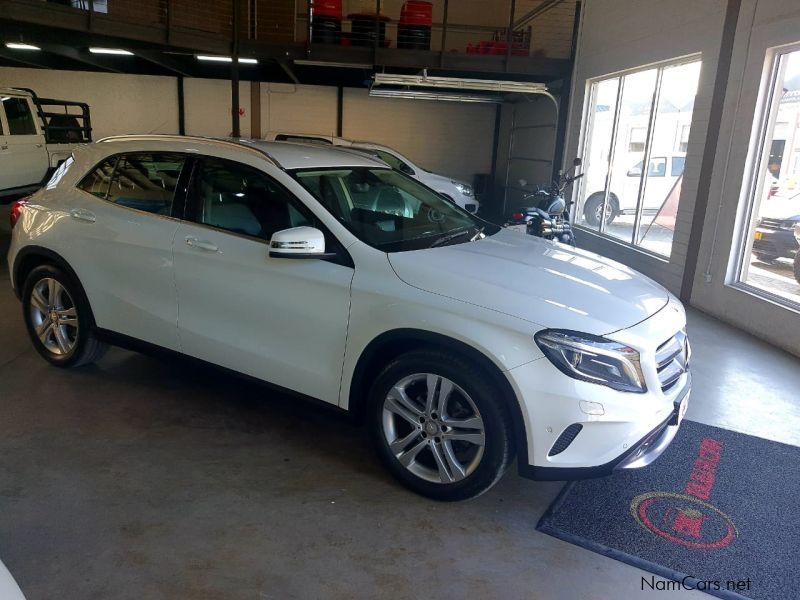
[0,66,179,138]
[689,0,800,356]
[0,66,494,183]
[563,0,727,295]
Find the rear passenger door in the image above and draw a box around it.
[172,156,354,404]
[0,95,48,190]
[67,151,189,350]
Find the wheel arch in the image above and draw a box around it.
[13,246,87,304]
[347,328,528,463]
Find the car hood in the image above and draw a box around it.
[387,229,670,335]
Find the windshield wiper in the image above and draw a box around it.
[429,226,483,248]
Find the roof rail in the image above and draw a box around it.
[96,134,283,169]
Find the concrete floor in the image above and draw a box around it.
[1,229,800,600]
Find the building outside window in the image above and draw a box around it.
[576,58,701,257]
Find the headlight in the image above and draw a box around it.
[453,182,473,197]
[535,330,647,393]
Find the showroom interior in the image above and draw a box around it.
[0,0,799,598]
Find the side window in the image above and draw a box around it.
[671,156,686,177]
[648,157,667,177]
[107,152,185,215]
[193,158,311,240]
[2,97,37,135]
[77,156,119,198]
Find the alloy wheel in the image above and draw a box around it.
[381,373,485,484]
[29,277,79,356]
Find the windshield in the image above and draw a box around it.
[291,167,496,252]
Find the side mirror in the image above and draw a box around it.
[573,157,582,167]
[269,226,334,259]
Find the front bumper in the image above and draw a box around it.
[753,227,799,259]
[509,297,690,481]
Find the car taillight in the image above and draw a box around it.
[9,197,29,229]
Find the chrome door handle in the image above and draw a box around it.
[185,236,218,252]
[70,208,96,223]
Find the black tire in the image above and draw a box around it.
[794,253,800,285]
[368,350,513,501]
[754,253,779,265]
[21,264,108,368]
[583,192,617,227]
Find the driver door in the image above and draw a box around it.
[172,156,354,404]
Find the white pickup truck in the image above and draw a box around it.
[1,87,92,199]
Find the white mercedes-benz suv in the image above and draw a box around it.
[7,135,690,500]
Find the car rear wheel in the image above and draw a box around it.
[22,265,108,368]
[583,192,617,227]
[368,350,513,500]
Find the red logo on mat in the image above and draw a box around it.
[630,437,737,549]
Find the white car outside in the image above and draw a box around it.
[7,135,690,500]
[268,132,479,213]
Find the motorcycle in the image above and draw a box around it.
[505,158,583,246]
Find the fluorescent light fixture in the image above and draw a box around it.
[5,42,40,51]
[368,88,503,103]
[196,55,258,65]
[89,47,134,55]
[372,72,547,94]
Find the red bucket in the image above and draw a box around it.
[400,1,432,26]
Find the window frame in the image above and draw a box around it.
[184,156,354,267]
[75,151,193,220]
[573,54,702,258]
[1,96,38,136]
[730,42,800,309]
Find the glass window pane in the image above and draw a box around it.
[739,48,800,307]
[637,61,701,255]
[2,97,37,135]
[578,77,620,231]
[196,158,311,240]
[107,153,185,215]
[603,68,658,245]
[77,157,118,198]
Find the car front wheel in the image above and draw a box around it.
[369,350,513,500]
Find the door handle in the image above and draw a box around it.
[35,143,43,148]
[0,144,8,151]
[70,208,96,223]
[185,236,218,252]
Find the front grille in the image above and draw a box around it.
[548,423,583,456]
[655,330,690,392]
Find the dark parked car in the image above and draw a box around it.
[752,214,800,265]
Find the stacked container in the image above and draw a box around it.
[311,0,342,44]
[398,1,432,50]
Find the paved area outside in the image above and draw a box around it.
[1,220,799,599]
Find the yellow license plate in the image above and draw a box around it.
[754,231,763,240]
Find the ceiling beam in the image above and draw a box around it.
[37,43,124,73]
[133,49,194,77]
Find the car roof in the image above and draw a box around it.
[95,135,386,170]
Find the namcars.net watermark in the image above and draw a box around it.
[642,575,752,593]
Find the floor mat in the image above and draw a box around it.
[536,420,800,599]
